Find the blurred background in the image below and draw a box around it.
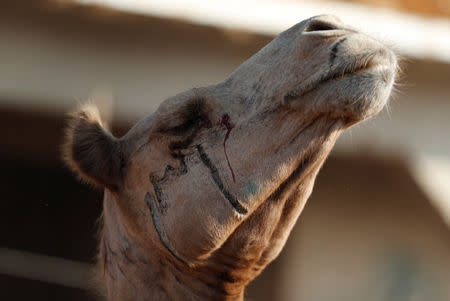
[0,0,449,300]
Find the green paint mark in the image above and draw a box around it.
[246,181,260,197]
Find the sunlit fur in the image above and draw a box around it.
[63,104,124,190]
[63,15,397,301]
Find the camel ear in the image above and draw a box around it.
[62,104,124,190]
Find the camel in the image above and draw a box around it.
[63,15,397,301]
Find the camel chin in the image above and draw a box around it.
[63,14,397,301]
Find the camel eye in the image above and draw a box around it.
[167,115,211,151]
[198,118,212,129]
[164,114,211,136]
[156,96,213,136]
[167,117,200,135]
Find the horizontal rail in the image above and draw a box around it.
[0,248,92,289]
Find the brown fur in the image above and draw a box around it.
[62,104,124,190]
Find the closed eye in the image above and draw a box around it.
[164,116,207,136]
[157,97,212,136]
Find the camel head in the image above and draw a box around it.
[64,15,397,300]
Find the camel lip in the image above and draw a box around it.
[283,51,393,103]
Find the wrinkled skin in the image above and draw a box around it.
[64,15,397,301]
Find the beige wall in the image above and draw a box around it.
[0,2,269,117]
[270,157,450,300]
[1,2,449,159]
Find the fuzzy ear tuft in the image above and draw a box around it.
[62,104,124,190]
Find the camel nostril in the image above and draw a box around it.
[304,20,340,32]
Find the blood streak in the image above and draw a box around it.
[217,114,236,183]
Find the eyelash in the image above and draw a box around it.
[170,116,211,135]
[167,116,212,151]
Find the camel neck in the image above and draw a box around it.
[99,195,246,301]
[100,235,246,301]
